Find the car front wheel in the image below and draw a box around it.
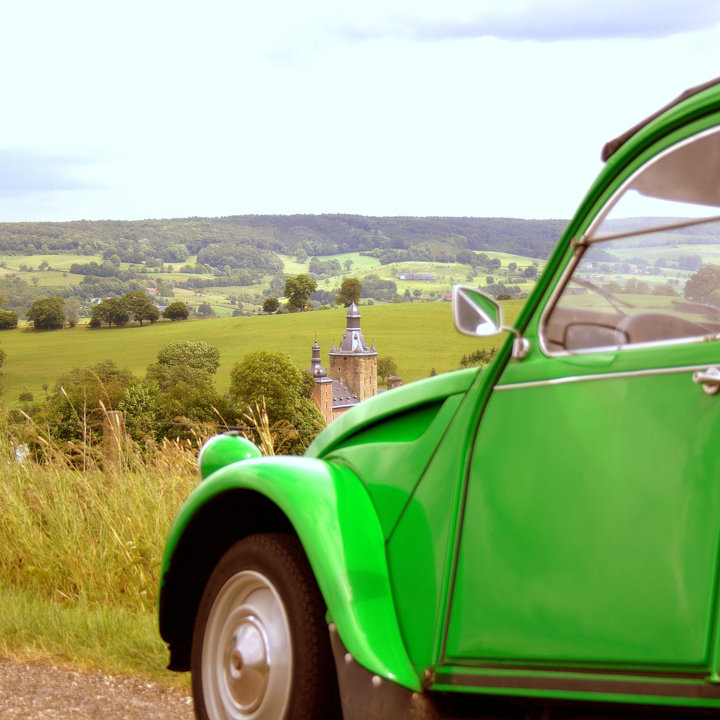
[191,533,341,720]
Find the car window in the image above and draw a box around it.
[543,220,720,352]
[542,127,720,354]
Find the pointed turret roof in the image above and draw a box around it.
[307,339,328,378]
[330,303,377,356]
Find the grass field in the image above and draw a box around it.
[0,428,197,685]
[0,253,104,271]
[0,300,521,407]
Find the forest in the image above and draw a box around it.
[0,214,566,262]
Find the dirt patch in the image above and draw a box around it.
[0,657,193,719]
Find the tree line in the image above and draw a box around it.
[0,215,567,265]
[13,342,323,456]
[21,295,190,330]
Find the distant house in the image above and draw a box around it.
[147,288,160,296]
[397,272,435,281]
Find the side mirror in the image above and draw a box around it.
[452,286,502,336]
[451,285,530,360]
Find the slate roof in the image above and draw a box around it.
[329,302,377,357]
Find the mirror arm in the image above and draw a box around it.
[503,325,531,360]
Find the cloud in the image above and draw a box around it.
[0,149,94,197]
[339,0,720,43]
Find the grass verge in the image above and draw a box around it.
[0,586,189,688]
[0,428,198,686]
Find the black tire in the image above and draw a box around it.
[191,533,342,720]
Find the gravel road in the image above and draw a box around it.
[0,657,194,719]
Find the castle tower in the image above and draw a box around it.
[329,303,377,402]
[307,340,333,425]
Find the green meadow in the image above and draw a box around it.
[0,432,197,685]
[0,300,521,407]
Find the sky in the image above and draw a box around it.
[1,0,719,223]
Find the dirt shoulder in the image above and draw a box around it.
[0,657,193,719]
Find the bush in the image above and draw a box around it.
[0,309,18,329]
[162,301,189,321]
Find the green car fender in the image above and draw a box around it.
[159,453,421,691]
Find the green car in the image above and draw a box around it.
[160,77,720,719]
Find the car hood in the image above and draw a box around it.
[305,366,478,459]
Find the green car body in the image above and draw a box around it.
[160,78,720,718]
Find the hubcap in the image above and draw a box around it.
[202,570,292,720]
[224,616,268,711]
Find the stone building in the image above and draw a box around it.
[308,302,377,425]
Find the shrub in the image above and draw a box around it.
[162,301,189,321]
[0,309,18,329]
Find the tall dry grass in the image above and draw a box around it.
[0,404,288,679]
[0,417,200,614]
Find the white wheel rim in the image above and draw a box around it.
[202,570,292,720]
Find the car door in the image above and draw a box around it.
[446,341,720,670]
[444,139,720,675]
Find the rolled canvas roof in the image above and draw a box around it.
[601,76,720,162]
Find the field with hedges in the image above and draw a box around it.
[0,299,523,407]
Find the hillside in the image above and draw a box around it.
[0,301,521,408]
[0,214,557,320]
[0,215,566,260]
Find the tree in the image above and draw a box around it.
[90,298,129,327]
[459,348,498,368]
[197,302,214,317]
[455,249,477,266]
[119,380,162,442]
[678,254,703,271]
[162,243,190,263]
[31,360,134,443]
[63,299,81,325]
[162,301,190,321]
[143,341,230,434]
[377,356,399,382]
[262,297,280,314]
[26,297,65,330]
[0,310,18,329]
[685,264,720,303]
[335,277,362,307]
[122,290,159,325]
[283,274,317,311]
[361,274,397,302]
[229,351,323,454]
[155,341,221,375]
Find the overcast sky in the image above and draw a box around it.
[1,0,718,223]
